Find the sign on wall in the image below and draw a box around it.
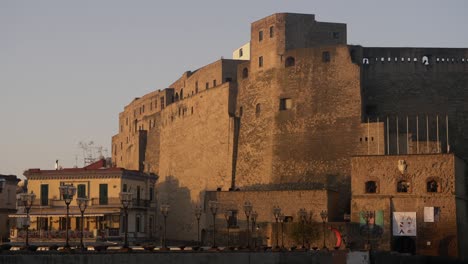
[393,212,417,236]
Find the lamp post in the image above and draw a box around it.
[298,208,308,249]
[343,213,351,249]
[243,201,253,248]
[59,184,76,249]
[361,211,374,250]
[272,205,281,249]
[208,200,218,248]
[160,204,170,249]
[19,191,36,247]
[224,210,232,248]
[119,191,133,249]
[194,205,202,247]
[320,210,328,250]
[77,197,89,251]
[251,211,258,249]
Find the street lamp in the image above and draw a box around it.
[343,213,351,249]
[77,197,89,251]
[160,204,170,249]
[279,213,285,249]
[194,205,202,247]
[361,211,374,250]
[224,210,232,248]
[208,200,218,248]
[251,211,258,249]
[243,201,253,248]
[298,208,308,249]
[272,205,281,249]
[59,184,76,249]
[19,191,36,247]
[320,210,328,250]
[119,191,133,249]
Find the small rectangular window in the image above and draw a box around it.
[259,56,263,68]
[269,26,274,38]
[123,183,127,192]
[239,48,243,57]
[77,184,86,198]
[160,97,165,110]
[333,32,340,39]
[322,51,331,62]
[279,98,292,110]
[206,82,209,89]
[213,80,216,87]
[99,184,108,205]
[40,184,49,206]
[259,30,263,41]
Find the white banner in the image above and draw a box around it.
[393,212,417,236]
[424,207,434,222]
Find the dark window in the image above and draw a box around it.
[427,180,439,193]
[135,215,141,232]
[259,30,263,41]
[269,26,274,38]
[259,56,263,68]
[160,97,165,110]
[206,82,209,89]
[322,51,331,62]
[242,68,249,79]
[136,186,141,206]
[285,56,295,67]
[239,48,243,57]
[397,181,410,193]
[180,89,184,100]
[195,81,198,90]
[333,32,340,39]
[175,92,179,101]
[149,187,154,201]
[123,184,127,192]
[365,181,377,193]
[99,184,108,205]
[279,98,292,110]
[213,80,216,87]
[77,184,86,198]
[142,105,145,113]
[40,184,49,206]
[256,103,261,116]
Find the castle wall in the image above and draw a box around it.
[361,48,468,158]
[154,83,235,240]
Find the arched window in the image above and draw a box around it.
[285,56,295,67]
[180,89,184,100]
[242,68,249,79]
[365,181,377,193]
[175,92,179,101]
[397,180,410,193]
[427,180,439,193]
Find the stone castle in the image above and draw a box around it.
[111,13,468,257]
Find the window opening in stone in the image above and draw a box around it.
[427,180,439,193]
[279,98,292,110]
[242,68,249,79]
[206,82,209,89]
[239,48,243,57]
[269,26,274,38]
[259,56,263,67]
[322,51,331,62]
[285,57,295,67]
[213,80,217,87]
[256,103,261,116]
[239,106,243,117]
[397,180,410,193]
[259,30,263,41]
[365,181,377,193]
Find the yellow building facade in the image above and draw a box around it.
[11,159,158,244]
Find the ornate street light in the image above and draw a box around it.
[343,213,351,249]
[224,210,232,248]
[298,208,308,249]
[243,201,253,248]
[320,210,328,250]
[194,205,202,247]
[19,191,36,247]
[361,211,374,250]
[59,184,76,249]
[160,204,170,249]
[208,200,218,248]
[119,191,133,249]
[251,211,258,249]
[272,205,281,249]
[77,197,89,251]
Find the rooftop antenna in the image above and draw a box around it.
[78,141,106,166]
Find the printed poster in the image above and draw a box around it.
[393,212,416,236]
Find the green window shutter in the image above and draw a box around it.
[77,184,86,198]
[40,184,49,206]
[99,184,108,205]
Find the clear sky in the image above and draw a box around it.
[1,0,467,178]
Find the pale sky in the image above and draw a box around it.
[1,0,467,179]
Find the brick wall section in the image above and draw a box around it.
[351,154,468,258]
